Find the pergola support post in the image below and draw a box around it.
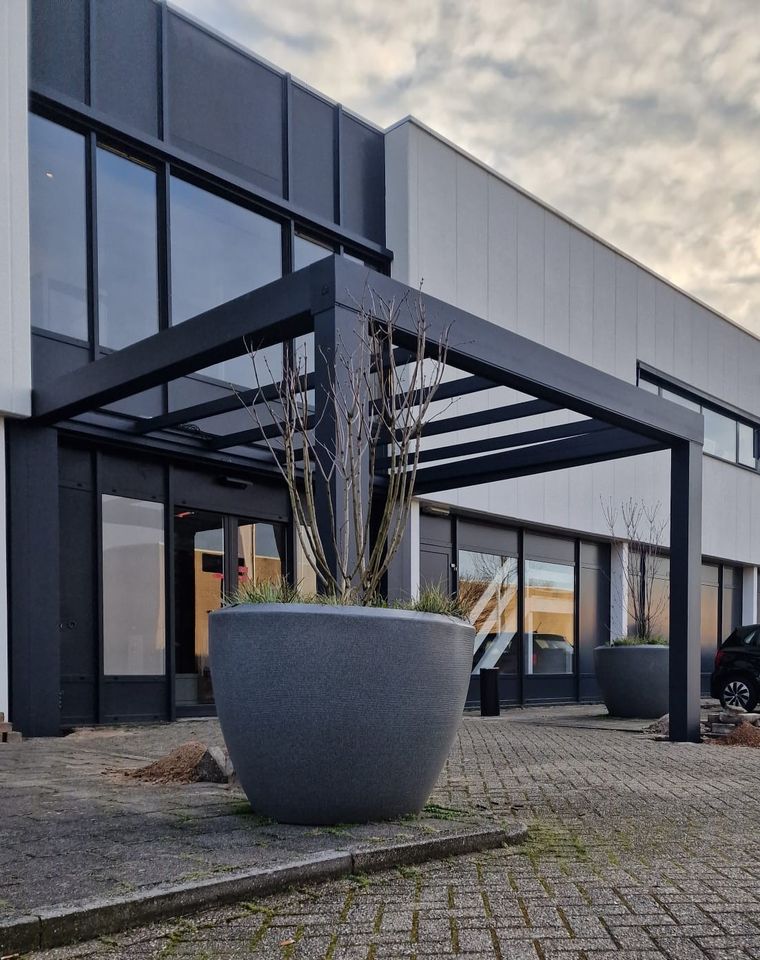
[668,439,703,743]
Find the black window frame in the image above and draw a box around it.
[28,103,391,397]
[637,364,760,473]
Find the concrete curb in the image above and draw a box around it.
[1,822,526,954]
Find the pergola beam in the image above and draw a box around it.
[207,413,315,450]
[32,268,316,425]
[413,427,664,494]
[334,258,703,445]
[130,373,315,435]
[382,418,607,470]
[390,398,560,444]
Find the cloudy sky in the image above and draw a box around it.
[173,0,760,335]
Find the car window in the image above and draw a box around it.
[737,628,760,647]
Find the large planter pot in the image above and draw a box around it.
[209,604,475,825]
[594,644,669,719]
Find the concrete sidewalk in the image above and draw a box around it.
[0,716,519,951]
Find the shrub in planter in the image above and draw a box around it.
[210,291,475,824]
[594,636,669,719]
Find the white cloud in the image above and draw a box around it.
[173,0,760,335]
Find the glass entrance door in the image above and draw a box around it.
[173,510,287,712]
[174,509,225,708]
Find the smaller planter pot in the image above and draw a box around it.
[209,604,474,825]
[594,644,669,719]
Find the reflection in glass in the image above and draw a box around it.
[237,522,285,588]
[738,423,756,468]
[296,527,319,594]
[524,560,574,675]
[174,510,224,705]
[97,148,159,349]
[627,552,669,640]
[700,564,719,677]
[293,233,333,270]
[703,408,737,462]
[458,551,518,674]
[102,496,165,675]
[28,114,88,339]
[661,388,700,412]
[170,177,282,385]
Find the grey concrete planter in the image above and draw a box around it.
[594,644,669,719]
[209,604,475,825]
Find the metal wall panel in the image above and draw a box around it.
[290,85,334,222]
[455,155,488,319]
[340,114,384,243]
[30,0,87,102]
[93,0,159,136]
[389,119,760,564]
[167,12,284,196]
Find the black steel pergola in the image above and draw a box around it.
[32,255,704,742]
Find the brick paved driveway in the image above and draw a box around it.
[31,707,760,958]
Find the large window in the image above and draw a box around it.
[524,560,575,675]
[28,114,88,339]
[170,177,282,385]
[639,369,759,471]
[459,550,518,675]
[102,496,166,675]
[96,148,159,350]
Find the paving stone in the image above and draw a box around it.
[8,704,760,958]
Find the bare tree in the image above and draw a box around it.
[242,289,450,603]
[602,497,669,641]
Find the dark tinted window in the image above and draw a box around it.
[167,13,284,195]
[30,0,87,102]
[29,115,88,340]
[97,149,159,350]
[170,177,282,385]
[93,0,159,136]
[723,627,757,647]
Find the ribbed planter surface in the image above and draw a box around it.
[210,604,475,825]
[594,644,669,719]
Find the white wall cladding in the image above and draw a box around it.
[385,118,760,564]
[0,0,31,418]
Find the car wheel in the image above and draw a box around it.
[719,675,758,712]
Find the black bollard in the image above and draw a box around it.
[479,668,500,717]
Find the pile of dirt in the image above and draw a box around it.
[716,722,760,749]
[124,741,223,783]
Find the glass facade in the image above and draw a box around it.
[524,560,575,675]
[102,496,166,675]
[627,550,669,639]
[293,233,334,270]
[170,176,283,385]
[28,114,88,339]
[96,147,159,350]
[459,551,518,674]
[236,522,286,588]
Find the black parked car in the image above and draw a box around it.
[711,625,760,711]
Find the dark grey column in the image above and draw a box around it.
[312,304,368,592]
[6,422,61,736]
[669,439,702,743]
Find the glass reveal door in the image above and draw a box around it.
[174,510,287,712]
[174,510,225,708]
[457,547,520,705]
